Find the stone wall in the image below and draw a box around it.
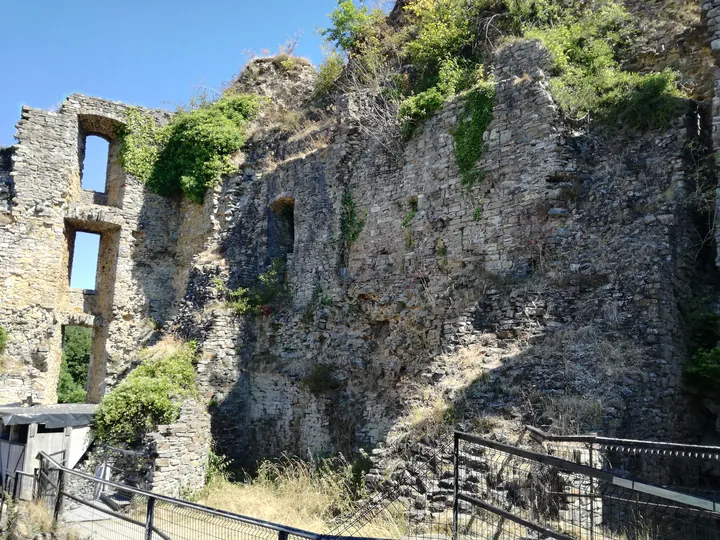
[1,5,719,476]
[146,399,211,497]
[170,41,708,467]
[0,95,208,404]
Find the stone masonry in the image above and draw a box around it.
[2,2,720,480]
[146,399,211,497]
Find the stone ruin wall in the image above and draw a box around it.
[1,1,720,476]
[0,95,212,404]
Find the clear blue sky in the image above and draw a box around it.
[0,0,341,289]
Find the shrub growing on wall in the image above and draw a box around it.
[118,94,261,204]
[93,341,197,443]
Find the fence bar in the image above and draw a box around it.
[37,451,386,540]
[457,493,575,540]
[145,495,156,540]
[526,424,720,454]
[452,432,459,540]
[456,431,720,514]
[53,468,64,521]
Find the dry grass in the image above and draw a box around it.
[389,337,519,446]
[139,334,185,361]
[12,499,80,539]
[194,456,405,538]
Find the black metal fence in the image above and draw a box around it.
[454,431,720,540]
[527,425,720,500]
[35,451,384,540]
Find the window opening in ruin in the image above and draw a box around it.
[80,135,109,192]
[37,425,65,434]
[56,325,91,404]
[69,232,101,290]
[268,197,295,260]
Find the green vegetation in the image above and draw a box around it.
[452,83,495,188]
[320,0,384,52]
[196,454,403,536]
[320,0,684,159]
[213,260,289,316]
[472,207,483,221]
[57,326,92,404]
[525,3,684,130]
[93,341,197,443]
[340,191,365,264]
[0,326,7,355]
[118,94,261,204]
[684,300,720,401]
[400,58,482,139]
[401,197,419,228]
[206,449,232,483]
[686,348,720,399]
[403,0,474,79]
[314,51,345,98]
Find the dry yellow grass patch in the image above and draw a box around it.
[194,457,405,538]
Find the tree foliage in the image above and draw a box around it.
[57,326,91,404]
[320,0,384,52]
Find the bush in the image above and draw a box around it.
[399,87,446,137]
[119,94,261,204]
[403,0,473,78]
[526,2,684,130]
[340,191,365,264]
[314,51,345,98]
[214,260,289,316]
[57,362,87,404]
[0,326,7,355]
[400,57,481,138]
[93,341,197,443]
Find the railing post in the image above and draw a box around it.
[145,496,156,540]
[53,468,64,521]
[587,442,594,540]
[277,530,288,540]
[452,432,459,540]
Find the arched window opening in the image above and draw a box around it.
[268,197,295,260]
[80,135,110,193]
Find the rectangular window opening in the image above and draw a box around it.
[81,135,110,193]
[57,325,91,404]
[70,231,101,290]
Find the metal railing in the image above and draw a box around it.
[454,431,720,539]
[36,451,386,540]
[527,425,720,499]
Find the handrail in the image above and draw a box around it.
[37,451,384,540]
[456,431,720,514]
[525,425,720,455]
